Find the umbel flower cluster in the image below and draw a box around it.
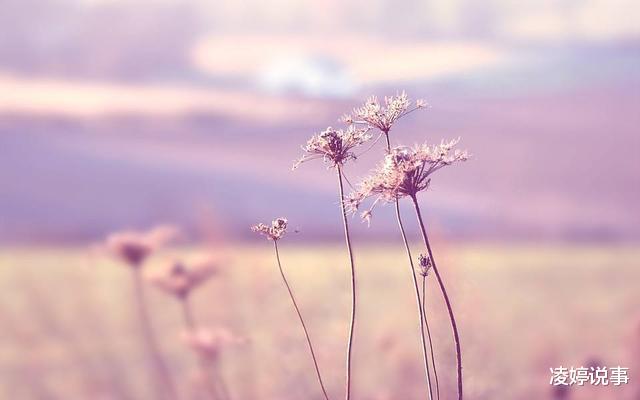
[293,125,372,169]
[343,91,427,132]
[348,138,469,223]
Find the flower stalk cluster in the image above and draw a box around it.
[105,227,237,400]
[102,92,470,400]
[286,92,467,400]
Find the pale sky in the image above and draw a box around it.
[63,0,640,42]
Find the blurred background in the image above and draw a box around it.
[0,0,639,399]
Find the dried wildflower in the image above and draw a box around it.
[251,217,288,241]
[148,258,217,299]
[182,327,241,362]
[293,125,372,169]
[349,138,469,222]
[106,226,179,268]
[345,91,427,133]
[418,254,432,277]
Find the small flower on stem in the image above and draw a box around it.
[106,225,180,268]
[293,125,372,170]
[251,217,288,241]
[418,254,432,277]
[148,257,217,299]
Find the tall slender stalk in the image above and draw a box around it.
[180,297,228,400]
[273,241,331,400]
[421,276,440,400]
[384,133,434,400]
[410,195,463,400]
[132,269,178,400]
[336,165,357,400]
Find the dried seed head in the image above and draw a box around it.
[293,125,372,170]
[348,138,469,224]
[105,225,179,268]
[251,217,288,241]
[346,91,427,133]
[148,257,217,299]
[418,254,432,277]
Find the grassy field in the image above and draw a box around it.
[0,243,638,400]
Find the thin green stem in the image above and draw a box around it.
[132,269,179,400]
[337,165,357,400]
[273,241,331,400]
[411,195,463,400]
[422,276,440,400]
[385,131,434,400]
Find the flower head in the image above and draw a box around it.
[417,254,432,277]
[348,138,469,222]
[106,225,179,268]
[251,217,288,241]
[182,327,241,362]
[148,257,217,299]
[345,91,427,133]
[293,125,371,169]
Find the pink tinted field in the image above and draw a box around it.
[1,242,638,400]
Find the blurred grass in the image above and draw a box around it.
[0,243,639,400]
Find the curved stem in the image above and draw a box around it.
[273,241,331,400]
[132,269,179,400]
[422,276,440,400]
[385,132,434,400]
[411,195,463,400]
[337,165,357,400]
